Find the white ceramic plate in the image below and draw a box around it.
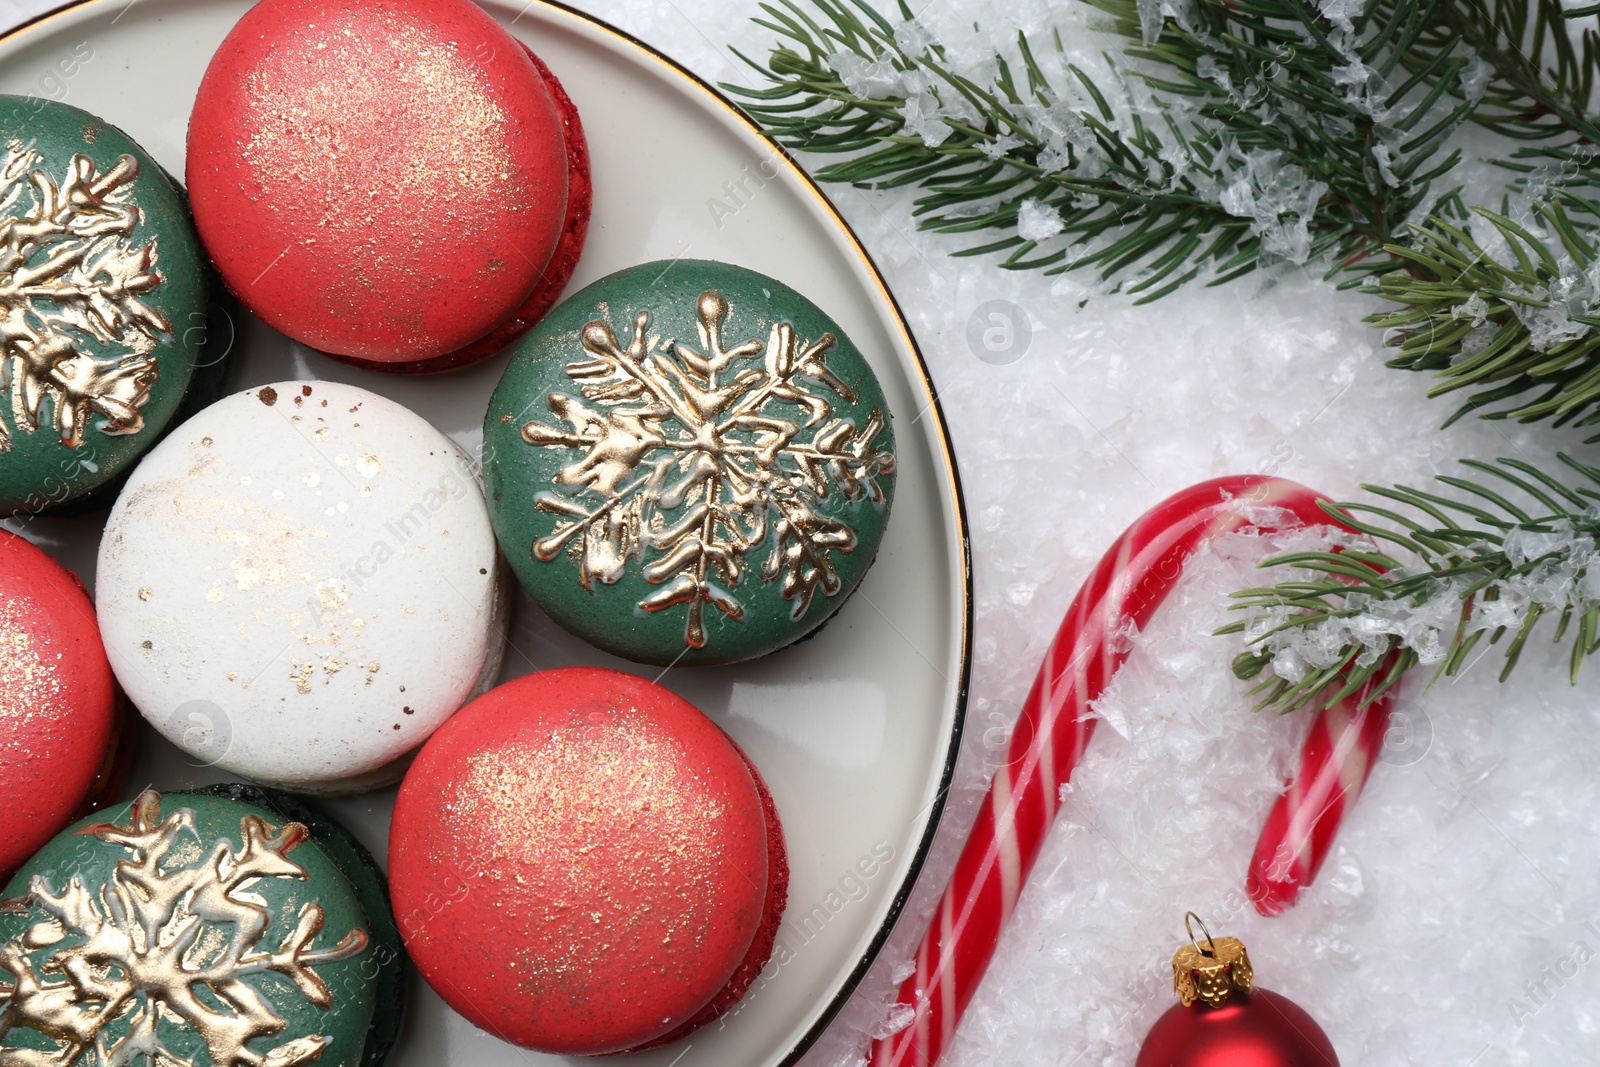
[0,2,971,1064]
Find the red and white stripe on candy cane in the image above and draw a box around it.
[1249,667,1397,916]
[870,475,1395,1067]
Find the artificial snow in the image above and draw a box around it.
[825,50,907,100]
[1,0,1592,1060]
[1017,198,1066,242]
[1217,152,1328,265]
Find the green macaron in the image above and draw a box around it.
[484,260,898,667]
[0,787,405,1067]
[0,96,206,515]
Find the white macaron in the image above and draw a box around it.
[97,380,506,793]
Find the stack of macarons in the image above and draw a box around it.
[483,259,899,667]
[0,530,125,882]
[94,379,509,794]
[0,0,905,1060]
[0,786,406,1067]
[391,668,790,1054]
[0,95,209,516]
[185,0,591,374]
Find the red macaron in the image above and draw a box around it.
[0,531,121,879]
[389,667,788,1055]
[186,0,590,372]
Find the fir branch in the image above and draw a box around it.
[1371,192,1600,431]
[1369,191,1600,428]
[1218,455,1600,714]
[734,0,1600,432]
[1359,1,1600,431]
[1387,0,1600,146]
[1381,1,1600,213]
[727,0,1473,300]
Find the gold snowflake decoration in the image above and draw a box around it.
[0,791,368,1067]
[0,141,167,454]
[520,290,896,649]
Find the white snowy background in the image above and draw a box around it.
[3,0,1598,1064]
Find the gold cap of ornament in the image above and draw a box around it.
[1172,912,1254,1008]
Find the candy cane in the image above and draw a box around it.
[1247,669,1396,916]
[870,475,1393,1067]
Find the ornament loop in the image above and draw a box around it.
[1184,912,1217,958]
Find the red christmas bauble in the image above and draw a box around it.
[1135,988,1340,1067]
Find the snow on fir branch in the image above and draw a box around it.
[1373,188,1600,432]
[730,0,1600,430]
[1218,455,1600,715]
[728,0,1482,299]
[1390,0,1600,149]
